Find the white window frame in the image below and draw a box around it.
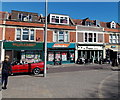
[110,21,116,29]
[109,34,118,43]
[15,28,35,41]
[50,14,69,25]
[84,32,97,43]
[53,30,69,42]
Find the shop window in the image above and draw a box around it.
[21,50,41,63]
[62,52,67,61]
[48,52,54,61]
[55,52,61,61]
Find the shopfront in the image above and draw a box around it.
[47,43,75,64]
[105,45,119,62]
[77,44,104,63]
[3,42,44,63]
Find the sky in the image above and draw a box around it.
[1,2,119,23]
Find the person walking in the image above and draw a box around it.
[2,55,12,89]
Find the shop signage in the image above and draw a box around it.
[53,44,70,47]
[78,46,103,50]
[3,42,43,50]
[12,43,36,47]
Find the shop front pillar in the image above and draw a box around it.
[98,51,100,62]
[75,49,78,63]
[1,42,5,62]
[103,48,106,59]
[93,51,95,63]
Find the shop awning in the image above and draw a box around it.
[108,48,120,52]
[3,42,43,50]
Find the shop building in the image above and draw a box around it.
[0,10,45,62]
[3,41,44,63]
[45,14,76,64]
[73,18,104,63]
[47,43,75,64]
[103,21,120,63]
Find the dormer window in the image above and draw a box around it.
[85,21,93,26]
[18,13,32,22]
[110,21,116,28]
[50,14,69,25]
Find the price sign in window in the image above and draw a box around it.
[62,52,67,61]
[48,52,54,61]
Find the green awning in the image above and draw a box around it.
[3,42,43,50]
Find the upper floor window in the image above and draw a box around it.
[50,14,69,25]
[109,34,119,43]
[84,32,97,42]
[18,13,32,21]
[85,21,94,26]
[53,30,69,42]
[110,21,116,28]
[16,29,34,41]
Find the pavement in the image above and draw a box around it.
[2,68,119,99]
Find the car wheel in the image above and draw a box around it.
[32,67,41,75]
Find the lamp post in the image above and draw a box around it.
[43,0,48,77]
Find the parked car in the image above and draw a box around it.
[11,61,47,75]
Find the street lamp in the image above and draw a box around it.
[43,0,48,77]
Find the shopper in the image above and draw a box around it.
[2,55,12,89]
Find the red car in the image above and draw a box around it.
[11,61,47,75]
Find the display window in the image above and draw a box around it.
[62,52,67,61]
[21,51,41,63]
[48,52,54,61]
[55,52,61,61]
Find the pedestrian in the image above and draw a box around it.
[59,58,62,65]
[2,55,12,89]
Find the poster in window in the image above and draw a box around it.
[70,53,74,61]
[62,53,67,61]
[48,52,54,61]
[55,52,60,61]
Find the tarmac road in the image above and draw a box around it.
[1,64,119,99]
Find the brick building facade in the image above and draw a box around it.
[0,10,120,65]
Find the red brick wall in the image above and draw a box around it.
[0,28,3,40]
[48,24,75,30]
[104,28,119,32]
[5,28,15,41]
[47,30,53,42]
[70,32,76,42]
[36,30,44,42]
[104,33,109,43]
[6,21,44,28]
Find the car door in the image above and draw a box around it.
[18,63,29,73]
[12,64,20,73]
